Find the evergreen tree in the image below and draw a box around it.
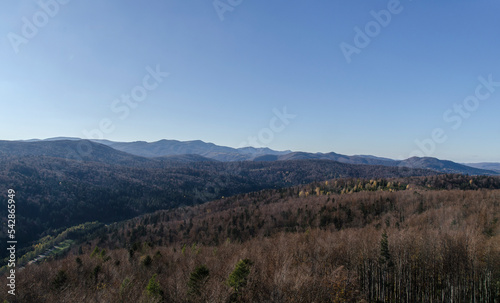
[227,259,253,301]
[379,232,393,267]
[187,265,210,297]
[145,274,163,300]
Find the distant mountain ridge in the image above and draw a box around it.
[464,162,500,174]
[398,157,494,176]
[255,153,497,175]
[275,152,397,166]
[18,138,500,175]
[0,140,151,166]
[92,139,291,162]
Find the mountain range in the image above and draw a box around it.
[0,138,440,261]
[0,137,497,266]
[18,137,500,175]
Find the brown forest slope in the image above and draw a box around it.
[3,175,500,302]
[0,155,437,261]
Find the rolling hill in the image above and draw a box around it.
[0,139,440,263]
[24,138,498,175]
[464,162,500,174]
[397,157,498,175]
[94,139,291,161]
[0,140,151,166]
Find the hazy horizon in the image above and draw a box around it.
[2,1,499,162]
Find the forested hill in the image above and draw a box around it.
[98,174,500,249]
[6,174,500,302]
[0,140,151,166]
[16,139,499,175]
[0,154,437,261]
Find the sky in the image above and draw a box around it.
[1,0,500,162]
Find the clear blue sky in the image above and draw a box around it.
[1,0,500,162]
